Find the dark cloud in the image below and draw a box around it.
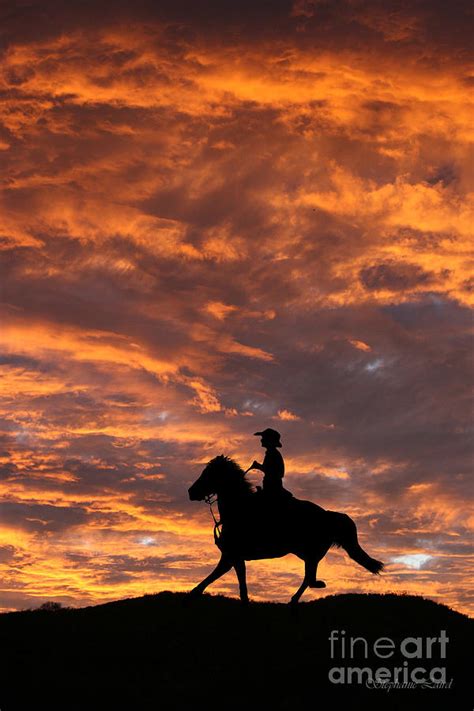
[0,502,90,532]
[0,545,17,563]
[360,262,436,291]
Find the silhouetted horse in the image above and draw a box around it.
[188,455,384,604]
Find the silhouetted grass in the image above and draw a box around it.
[0,592,471,710]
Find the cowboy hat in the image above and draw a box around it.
[254,428,282,447]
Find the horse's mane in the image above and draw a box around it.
[212,455,254,494]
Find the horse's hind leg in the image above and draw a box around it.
[291,553,329,604]
[300,543,330,588]
[234,559,249,604]
[190,553,233,596]
[308,546,330,588]
[290,560,315,605]
[290,576,309,605]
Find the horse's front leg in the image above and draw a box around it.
[190,553,233,596]
[234,559,249,604]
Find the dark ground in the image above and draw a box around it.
[0,591,471,710]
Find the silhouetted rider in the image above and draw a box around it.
[249,428,291,498]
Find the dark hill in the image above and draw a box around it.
[0,592,471,710]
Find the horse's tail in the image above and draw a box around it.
[330,512,384,575]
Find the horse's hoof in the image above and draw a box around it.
[309,580,326,588]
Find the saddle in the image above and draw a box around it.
[249,486,295,537]
[255,484,293,500]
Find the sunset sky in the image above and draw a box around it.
[1,0,473,615]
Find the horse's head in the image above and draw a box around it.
[188,455,227,501]
[188,455,250,501]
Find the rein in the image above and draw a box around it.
[205,494,222,545]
